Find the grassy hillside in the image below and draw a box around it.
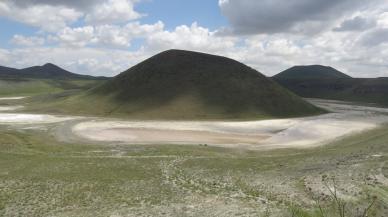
[0,63,108,97]
[0,78,105,97]
[274,71,388,106]
[31,49,323,120]
[0,63,106,80]
[274,65,351,80]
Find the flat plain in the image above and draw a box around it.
[0,96,387,217]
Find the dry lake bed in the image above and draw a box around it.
[0,97,388,216]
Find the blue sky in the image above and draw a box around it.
[0,18,39,49]
[0,0,387,77]
[0,0,227,48]
[136,0,227,31]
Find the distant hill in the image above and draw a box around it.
[0,66,19,75]
[0,64,108,96]
[0,63,106,80]
[40,49,323,120]
[273,65,351,80]
[273,66,388,106]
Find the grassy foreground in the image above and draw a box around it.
[0,123,387,216]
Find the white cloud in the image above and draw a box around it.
[124,21,165,37]
[377,12,388,28]
[0,2,10,13]
[333,16,376,32]
[94,25,131,47]
[0,0,142,31]
[85,0,142,24]
[56,26,96,47]
[0,1,82,32]
[0,22,238,76]
[359,28,388,46]
[0,46,148,76]
[11,35,45,47]
[52,21,164,48]
[218,0,377,35]
[93,21,164,48]
[1,0,388,79]
[145,23,237,53]
[0,49,11,63]
[9,0,106,10]
[3,19,388,78]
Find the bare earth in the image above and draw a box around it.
[1,97,388,149]
[74,127,269,146]
[71,99,388,149]
[0,106,23,111]
[0,96,26,100]
[0,112,76,124]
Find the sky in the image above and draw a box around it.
[0,0,388,77]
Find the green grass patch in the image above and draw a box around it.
[0,124,388,216]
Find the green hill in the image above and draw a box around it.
[36,50,323,120]
[0,63,106,80]
[0,64,108,97]
[0,78,105,97]
[273,66,388,106]
[273,65,351,80]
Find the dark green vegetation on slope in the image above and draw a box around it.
[273,65,351,80]
[273,65,388,106]
[32,50,322,120]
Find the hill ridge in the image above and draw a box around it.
[274,65,351,80]
[0,63,105,80]
[273,65,388,106]
[52,49,324,120]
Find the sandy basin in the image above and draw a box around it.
[0,106,24,111]
[0,97,26,100]
[0,97,75,124]
[72,118,377,149]
[1,96,388,149]
[76,127,268,146]
[72,99,388,148]
[0,113,75,124]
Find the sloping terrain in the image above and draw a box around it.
[273,65,351,80]
[273,66,388,106]
[40,49,322,120]
[0,63,106,80]
[0,64,108,97]
[0,97,387,216]
[0,78,104,97]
